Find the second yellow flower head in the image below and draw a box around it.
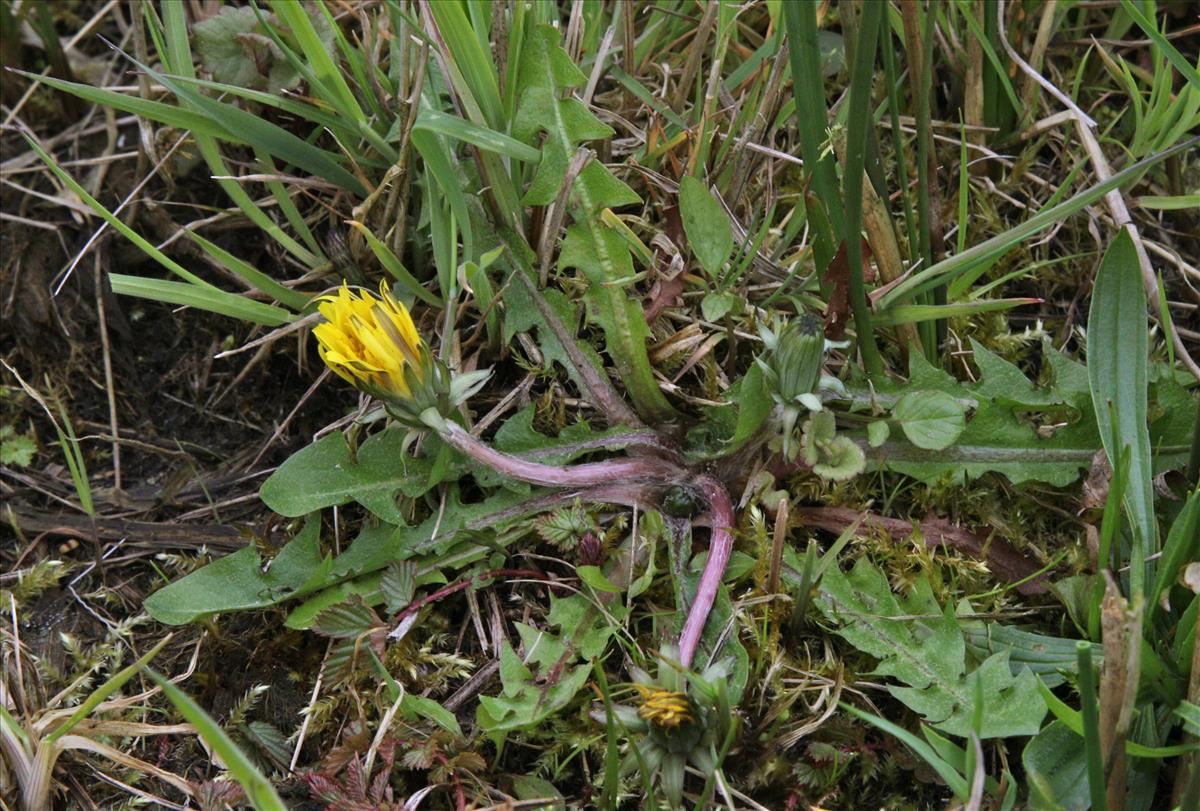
[313,282,426,401]
[634,685,696,729]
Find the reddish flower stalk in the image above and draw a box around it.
[392,568,546,625]
[676,475,734,668]
[433,417,684,489]
[426,410,735,669]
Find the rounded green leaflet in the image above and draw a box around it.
[893,390,967,450]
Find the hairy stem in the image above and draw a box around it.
[431,413,683,489]
[428,410,734,669]
[677,474,735,668]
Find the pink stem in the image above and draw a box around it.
[676,474,735,668]
[437,416,735,669]
[438,420,683,488]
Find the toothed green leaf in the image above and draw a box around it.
[514,24,674,422]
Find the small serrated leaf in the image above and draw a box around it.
[311,597,384,640]
[381,561,416,614]
[0,431,36,467]
[817,558,1046,738]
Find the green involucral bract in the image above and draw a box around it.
[756,313,848,462]
[514,25,675,423]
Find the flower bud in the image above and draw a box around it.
[759,313,825,406]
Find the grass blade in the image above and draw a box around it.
[875,137,1197,309]
[425,0,503,130]
[270,0,365,122]
[144,669,287,811]
[109,276,295,327]
[15,70,240,141]
[45,636,171,745]
[872,297,1040,328]
[841,0,884,377]
[415,110,541,162]
[155,1,324,267]
[1119,0,1200,93]
[26,135,213,290]
[186,231,311,311]
[118,46,367,197]
[782,0,843,272]
[1076,643,1108,811]
[347,220,442,307]
[842,703,969,799]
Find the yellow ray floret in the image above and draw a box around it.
[313,283,425,400]
[634,685,695,728]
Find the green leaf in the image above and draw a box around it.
[961,620,1103,689]
[867,420,890,448]
[680,175,733,276]
[700,291,739,323]
[259,427,432,523]
[729,363,772,450]
[1088,229,1155,596]
[282,486,538,629]
[866,342,1199,487]
[1153,489,1200,614]
[1177,701,1200,737]
[193,7,271,89]
[811,436,866,481]
[193,5,332,94]
[503,269,613,402]
[892,390,966,450]
[1023,721,1090,811]
[381,560,417,614]
[402,694,463,738]
[577,565,622,593]
[514,24,674,422]
[144,520,326,625]
[0,427,36,467]
[969,339,1059,408]
[816,558,1046,738]
[477,593,613,736]
[311,596,383,639]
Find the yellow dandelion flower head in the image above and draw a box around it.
[634,685,695,729]
[313,282,426,401]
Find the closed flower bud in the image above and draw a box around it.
[756,314,831,460]
[759,313,825,406]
